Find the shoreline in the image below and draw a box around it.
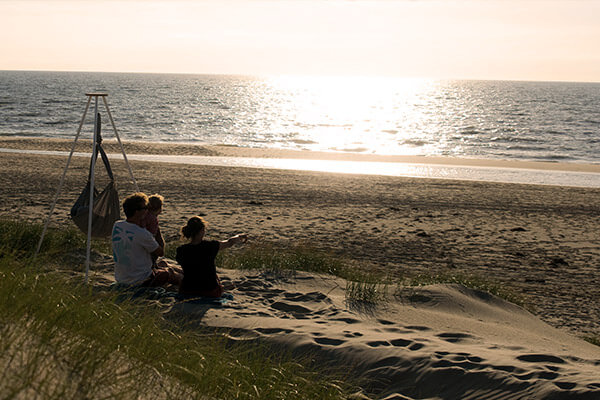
[2,137,600,188]
[2,136,600,173]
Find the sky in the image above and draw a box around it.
[1,0,599,82]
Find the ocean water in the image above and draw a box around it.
[1,70,600,164]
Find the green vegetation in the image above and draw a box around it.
[0,219,349,399]
[399,271,529,309]
[213,242,390,304]
[584,335,600,347]
[215,242,344,277]
[0,218,84,259]
[345,280,388,305]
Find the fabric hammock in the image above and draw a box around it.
[70,113,121,237]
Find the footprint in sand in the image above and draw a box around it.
[270,301,312,315]
[554,382,577,390]
[366,340,391,347]
[254,327,293,335]
[432,359,481,371]
[284,291,330,303]
[404,325,432,331]
[516,354,566,364]
[587,383,600,389]
[388,338,425,351]
[436,332,476,343]
[314,337,346,346]
[384,327,413,334]
[390,338,412,347]
[492,365,518,373]
[515,371,561,382]
[409,343,424,350]
[332,317,362,324]
[448,353,484,363]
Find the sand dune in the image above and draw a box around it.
[161,268,600,399]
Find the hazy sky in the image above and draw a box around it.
[1,0,599,82]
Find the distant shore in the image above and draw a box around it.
[1,136,600,339]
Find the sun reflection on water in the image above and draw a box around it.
[261,75,442,155]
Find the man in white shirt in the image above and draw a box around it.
[112,192,182,286]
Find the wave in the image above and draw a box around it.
[329,147,369,153]
[290,139,318,145]
[401,139,428,147]
[583,119,600,125]
[533,154,575,161]
[43,120,73,126]
[16,112,42,117]
[42,99,72,104]
[489,136,544,143]
[506,145,549,152]
[459,129,484,135]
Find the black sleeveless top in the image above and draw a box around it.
[176,240,220,294]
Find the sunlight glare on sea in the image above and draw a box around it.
[263,75,442,155]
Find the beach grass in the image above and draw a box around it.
[399,271,529,309]
[211,241,528,309]
[216,242,345,277]
[20,218,530,309]
[584,336,600,347]
[0,218,85,259]
[0,219,351,399]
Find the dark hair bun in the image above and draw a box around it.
[180,216,207,239]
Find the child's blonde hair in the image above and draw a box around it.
[148,194,164,211]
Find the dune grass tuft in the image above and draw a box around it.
[216,242,345,277]
[0,218,85,259]
[583,335,600,347]
[400,271,529,309]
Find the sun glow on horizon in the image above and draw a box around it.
[1,0,599,83]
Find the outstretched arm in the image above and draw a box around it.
[219,233,248,250]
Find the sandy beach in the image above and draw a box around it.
[1,137,600,398]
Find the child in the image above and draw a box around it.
[140,194,165,265]
[176,216,247,297]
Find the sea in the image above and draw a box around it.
[1,70,600,186]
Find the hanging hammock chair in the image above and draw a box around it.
[70,113,121,237]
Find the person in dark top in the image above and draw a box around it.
[176,216,247,297]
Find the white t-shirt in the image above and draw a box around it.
[112,220,159,284]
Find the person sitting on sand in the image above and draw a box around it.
[176,216,247,298]
[112,192,182,287]
[140,193,166,265]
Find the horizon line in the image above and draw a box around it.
[2,68,599,85]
